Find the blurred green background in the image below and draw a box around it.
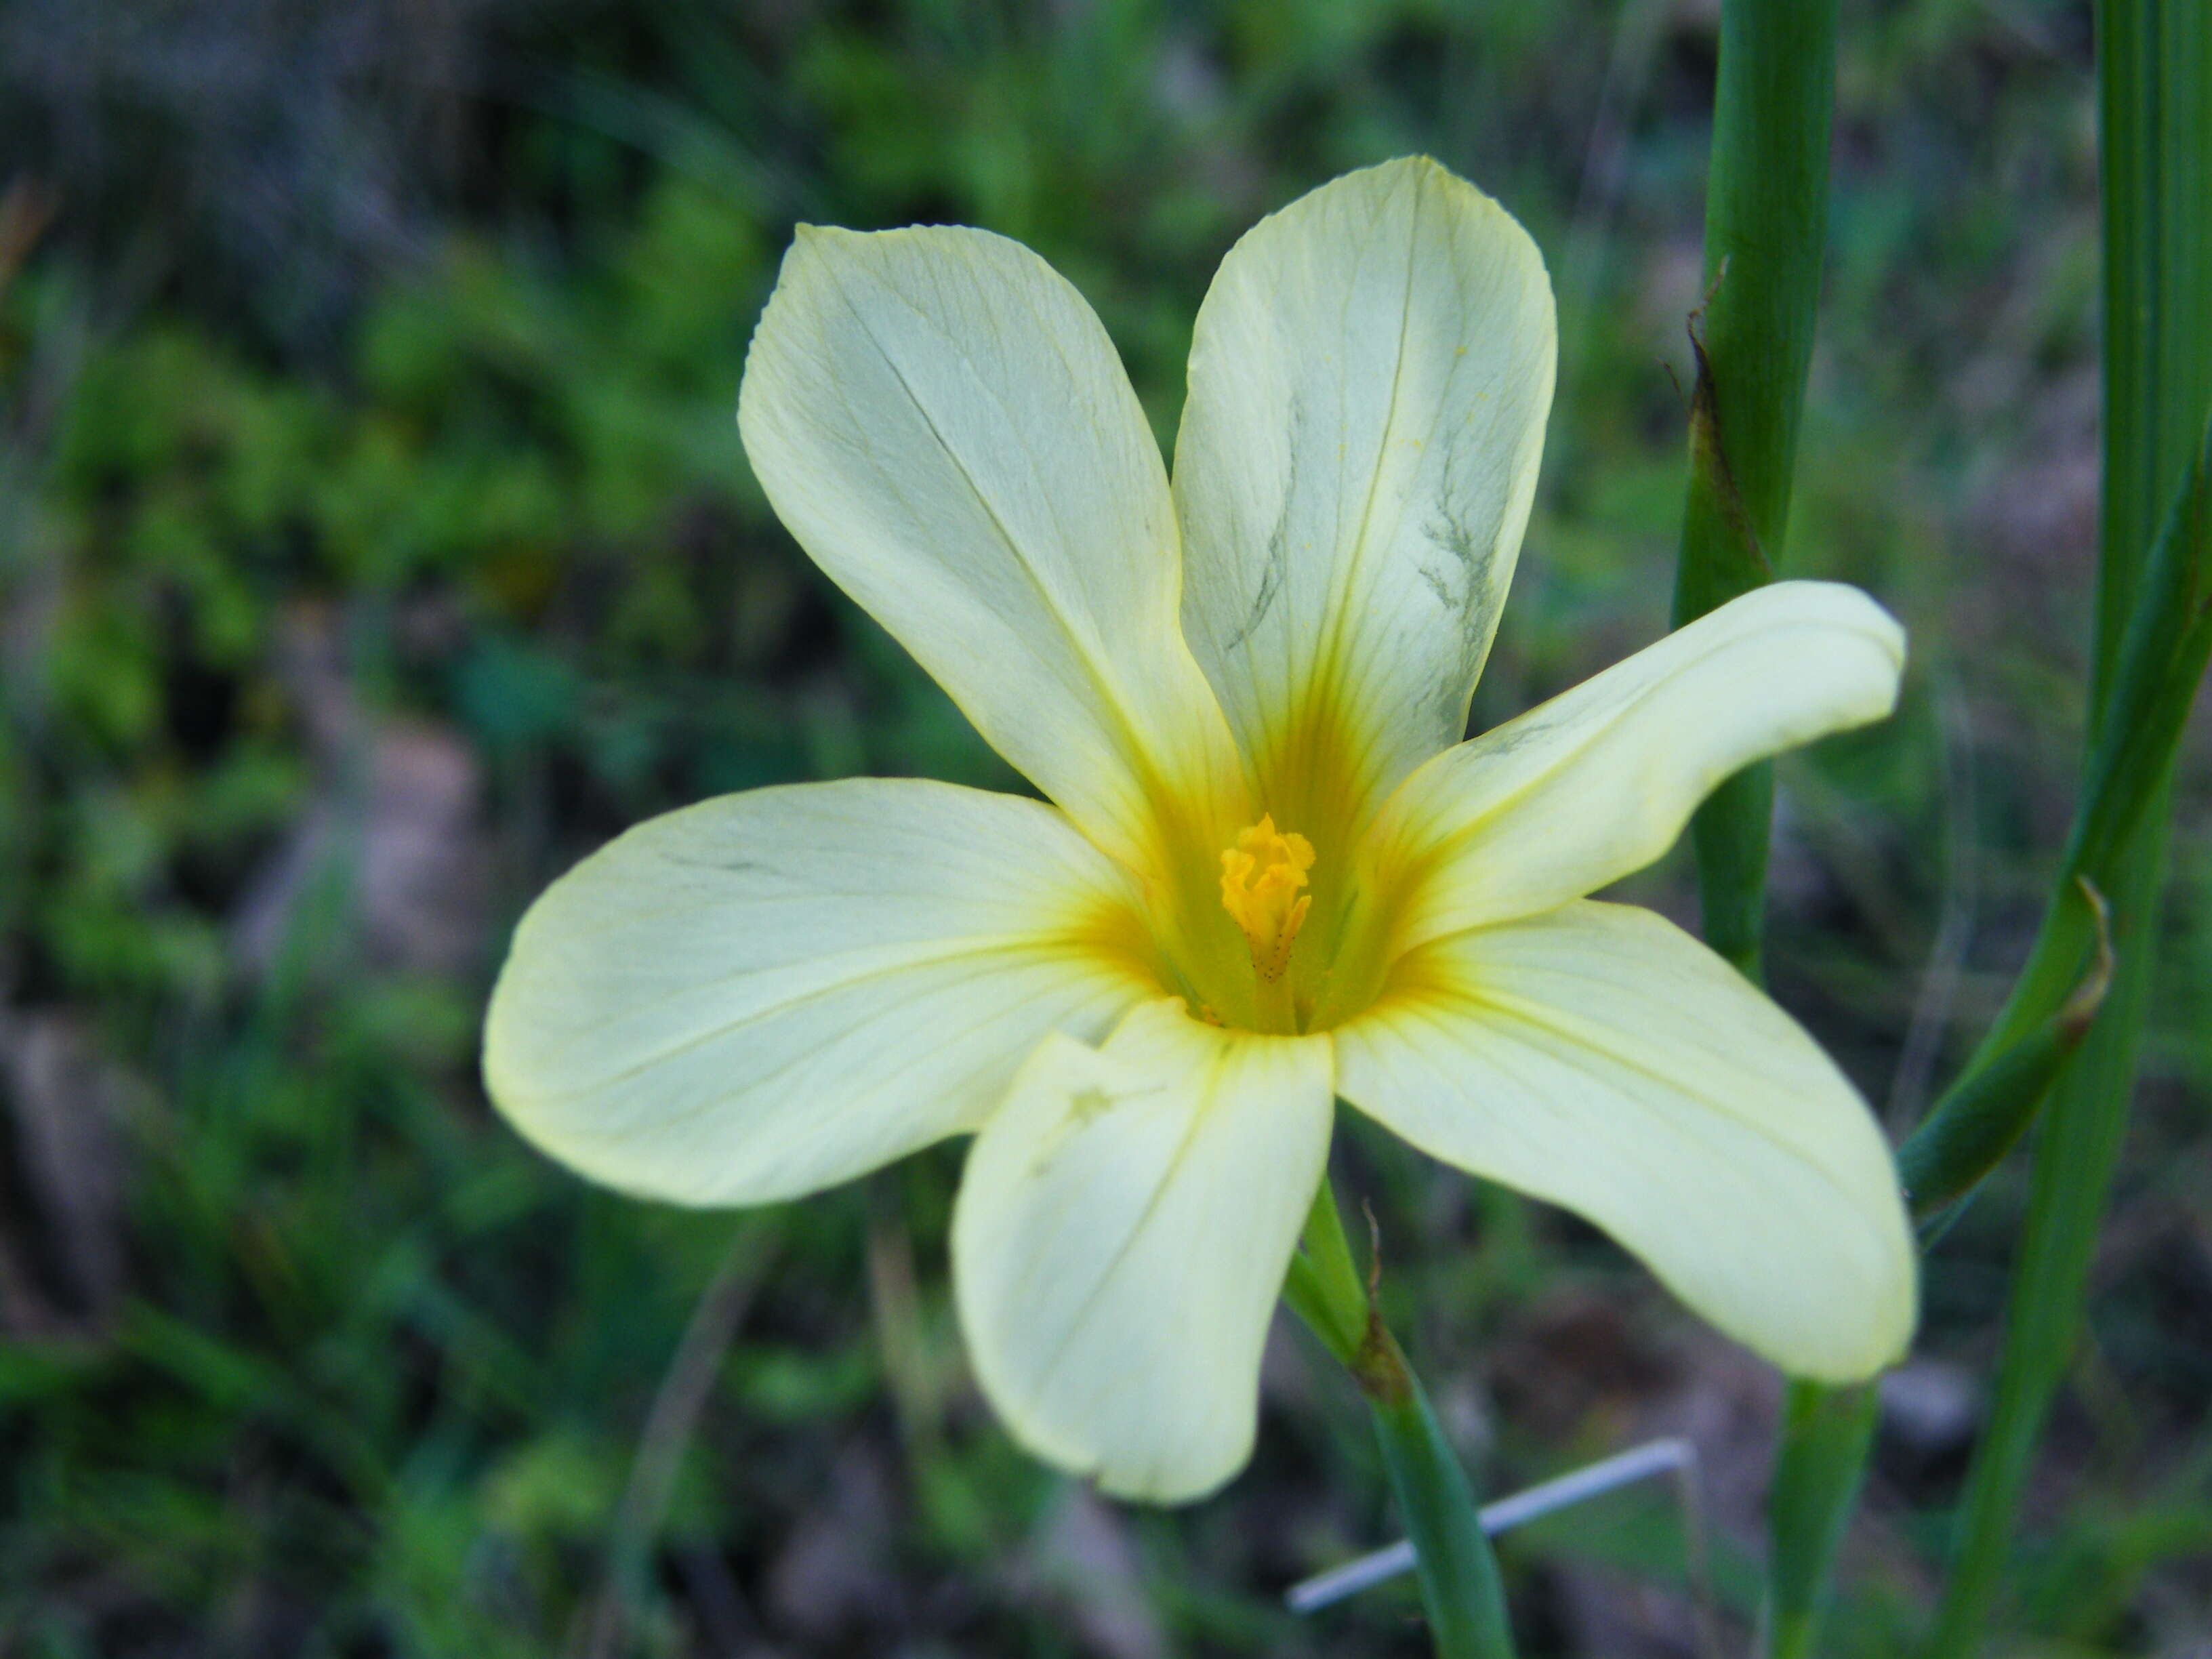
[1,1,2207,1654]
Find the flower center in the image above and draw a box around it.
[1218,815,1315,982]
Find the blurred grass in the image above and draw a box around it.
[1,2,2208,1654]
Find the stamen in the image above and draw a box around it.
[1219,815,1315,981]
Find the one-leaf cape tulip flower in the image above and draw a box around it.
[484,158,1917,1504]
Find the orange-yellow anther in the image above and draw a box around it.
[1218,815,1315,981]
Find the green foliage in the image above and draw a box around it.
[1925,6,2212,1652]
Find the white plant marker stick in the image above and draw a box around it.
[1286,1435,1715,1648]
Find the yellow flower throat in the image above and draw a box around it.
[1218,815,1314,983]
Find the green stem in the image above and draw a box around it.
[1895,876,2111,1219]
[1900,404,2210,1218]
[1763,1381,1879,1659]
[1296,1173,1370,1361]
[1922,842,2167,1658]
[1285,1179,1516,1658]
[1366,1336,1517,1659]
[1668,0,1858,1647]
[1923,4,2211,1651]
[1671,0,1838,977]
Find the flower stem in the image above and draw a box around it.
[1670,0,1839,981]
[1291,1174,1370,1361]
[1762,1380,1878,1659]
[1285,1178,1516,1658]
[1669,0,1860,1645]
[1365,1338,1517,1659]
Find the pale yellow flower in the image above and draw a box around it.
[483,158,1917,1504]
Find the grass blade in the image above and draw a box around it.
[1921,5,2212,1651]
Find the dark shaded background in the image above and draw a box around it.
[1,1,2207,1654]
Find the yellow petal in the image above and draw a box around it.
[952,999,1333,1502]
[1335,902,1916,1380]
[1173,157,1556,842]
[738,224,1249,883]
[483,780,1153,1206]
[1370,581,1906,952]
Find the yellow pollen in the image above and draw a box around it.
[1218,815,1315,981]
